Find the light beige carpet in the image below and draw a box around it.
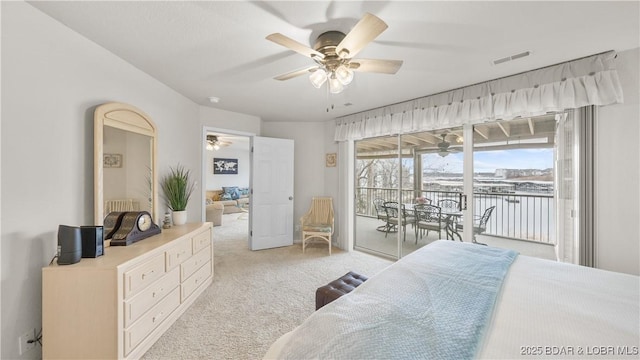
[142,214,393,360]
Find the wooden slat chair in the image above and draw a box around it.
[301,197,334,255]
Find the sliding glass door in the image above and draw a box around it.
[354,113,581,262]
[354,127,466,259]
[469,114,577,260]
[408,128,467,250]
[354,134,401,258]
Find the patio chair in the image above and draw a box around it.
[373,198,390,231]
[456,205,495,245]
[438,199,461,240]
[301,197,334,255]
[414,204,447,244]
[382,201,415,242]
[438,199,459,212]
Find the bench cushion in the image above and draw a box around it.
[315,271,368,310]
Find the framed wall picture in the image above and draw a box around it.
[103,153,123,168]
[326,153,337,167]
[213,158,238,174]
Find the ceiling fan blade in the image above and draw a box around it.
[336,13,388,59]
[274,66,319,81]
[350,58,403,74]
[266,33,325,59]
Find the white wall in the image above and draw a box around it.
[261,122,327,241]
[323,121,341,245]
[199,106,261,135]
[595,48,640,275]
[0,2,200,358]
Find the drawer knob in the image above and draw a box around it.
[153,312,164,323]
[142,270,154,279]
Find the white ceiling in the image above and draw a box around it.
[28,1,639,123]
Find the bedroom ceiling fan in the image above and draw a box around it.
[206,135,231,151]
[266,13,403,94]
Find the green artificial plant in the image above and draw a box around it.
[160,164,196,211]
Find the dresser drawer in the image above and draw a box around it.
[124,287,180,356]
[124,267,180,328]
[181,246,211,282]
[165,237,192,271]
[181,261,212,302]
[192,229,211,254]
[124,254,165,298]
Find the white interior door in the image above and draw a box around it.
[250,136,294,250]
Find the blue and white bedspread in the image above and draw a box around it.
[276,240,518,360]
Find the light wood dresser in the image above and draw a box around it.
[42,222,213,359]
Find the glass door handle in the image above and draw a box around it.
[459,193,467,210]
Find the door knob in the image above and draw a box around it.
[289,196,293,200]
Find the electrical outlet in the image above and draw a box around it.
[18,329,36,355]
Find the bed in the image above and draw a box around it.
[265,240,639,359]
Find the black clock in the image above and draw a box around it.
[110,211,161,246]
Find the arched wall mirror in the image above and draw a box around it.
[94,102,158,224]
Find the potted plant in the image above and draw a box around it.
[161,164,196,225]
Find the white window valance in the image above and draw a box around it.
[334,51,623,141]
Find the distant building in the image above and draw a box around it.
[495,168,552,179]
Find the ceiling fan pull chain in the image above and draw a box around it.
[326,80,330,112]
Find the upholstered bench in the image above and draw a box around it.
[315,271,368,310]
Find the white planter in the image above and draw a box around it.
[172,210,187,225]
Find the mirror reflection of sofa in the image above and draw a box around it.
[206,187,249,222]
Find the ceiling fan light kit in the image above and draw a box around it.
[328,74,344,94]
[266,13,403,95]
[206,135,224,151]
[335,65,354,85]
[309,68,327,88]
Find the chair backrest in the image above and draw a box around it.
[382,201,400,218]
[414,204,442,223]
[383,201,413,218]
[478,206,496,227]
[438,199,459,212]
[104,199,139,213]
[373,198,387,217]
[307,197,334,225]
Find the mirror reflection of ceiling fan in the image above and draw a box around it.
[206,135,231,151]
[266,13,403,94]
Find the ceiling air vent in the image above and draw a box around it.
[493,51,531,65]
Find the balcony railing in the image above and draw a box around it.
[356,187,555,244]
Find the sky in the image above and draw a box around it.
[423,148,554,173]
